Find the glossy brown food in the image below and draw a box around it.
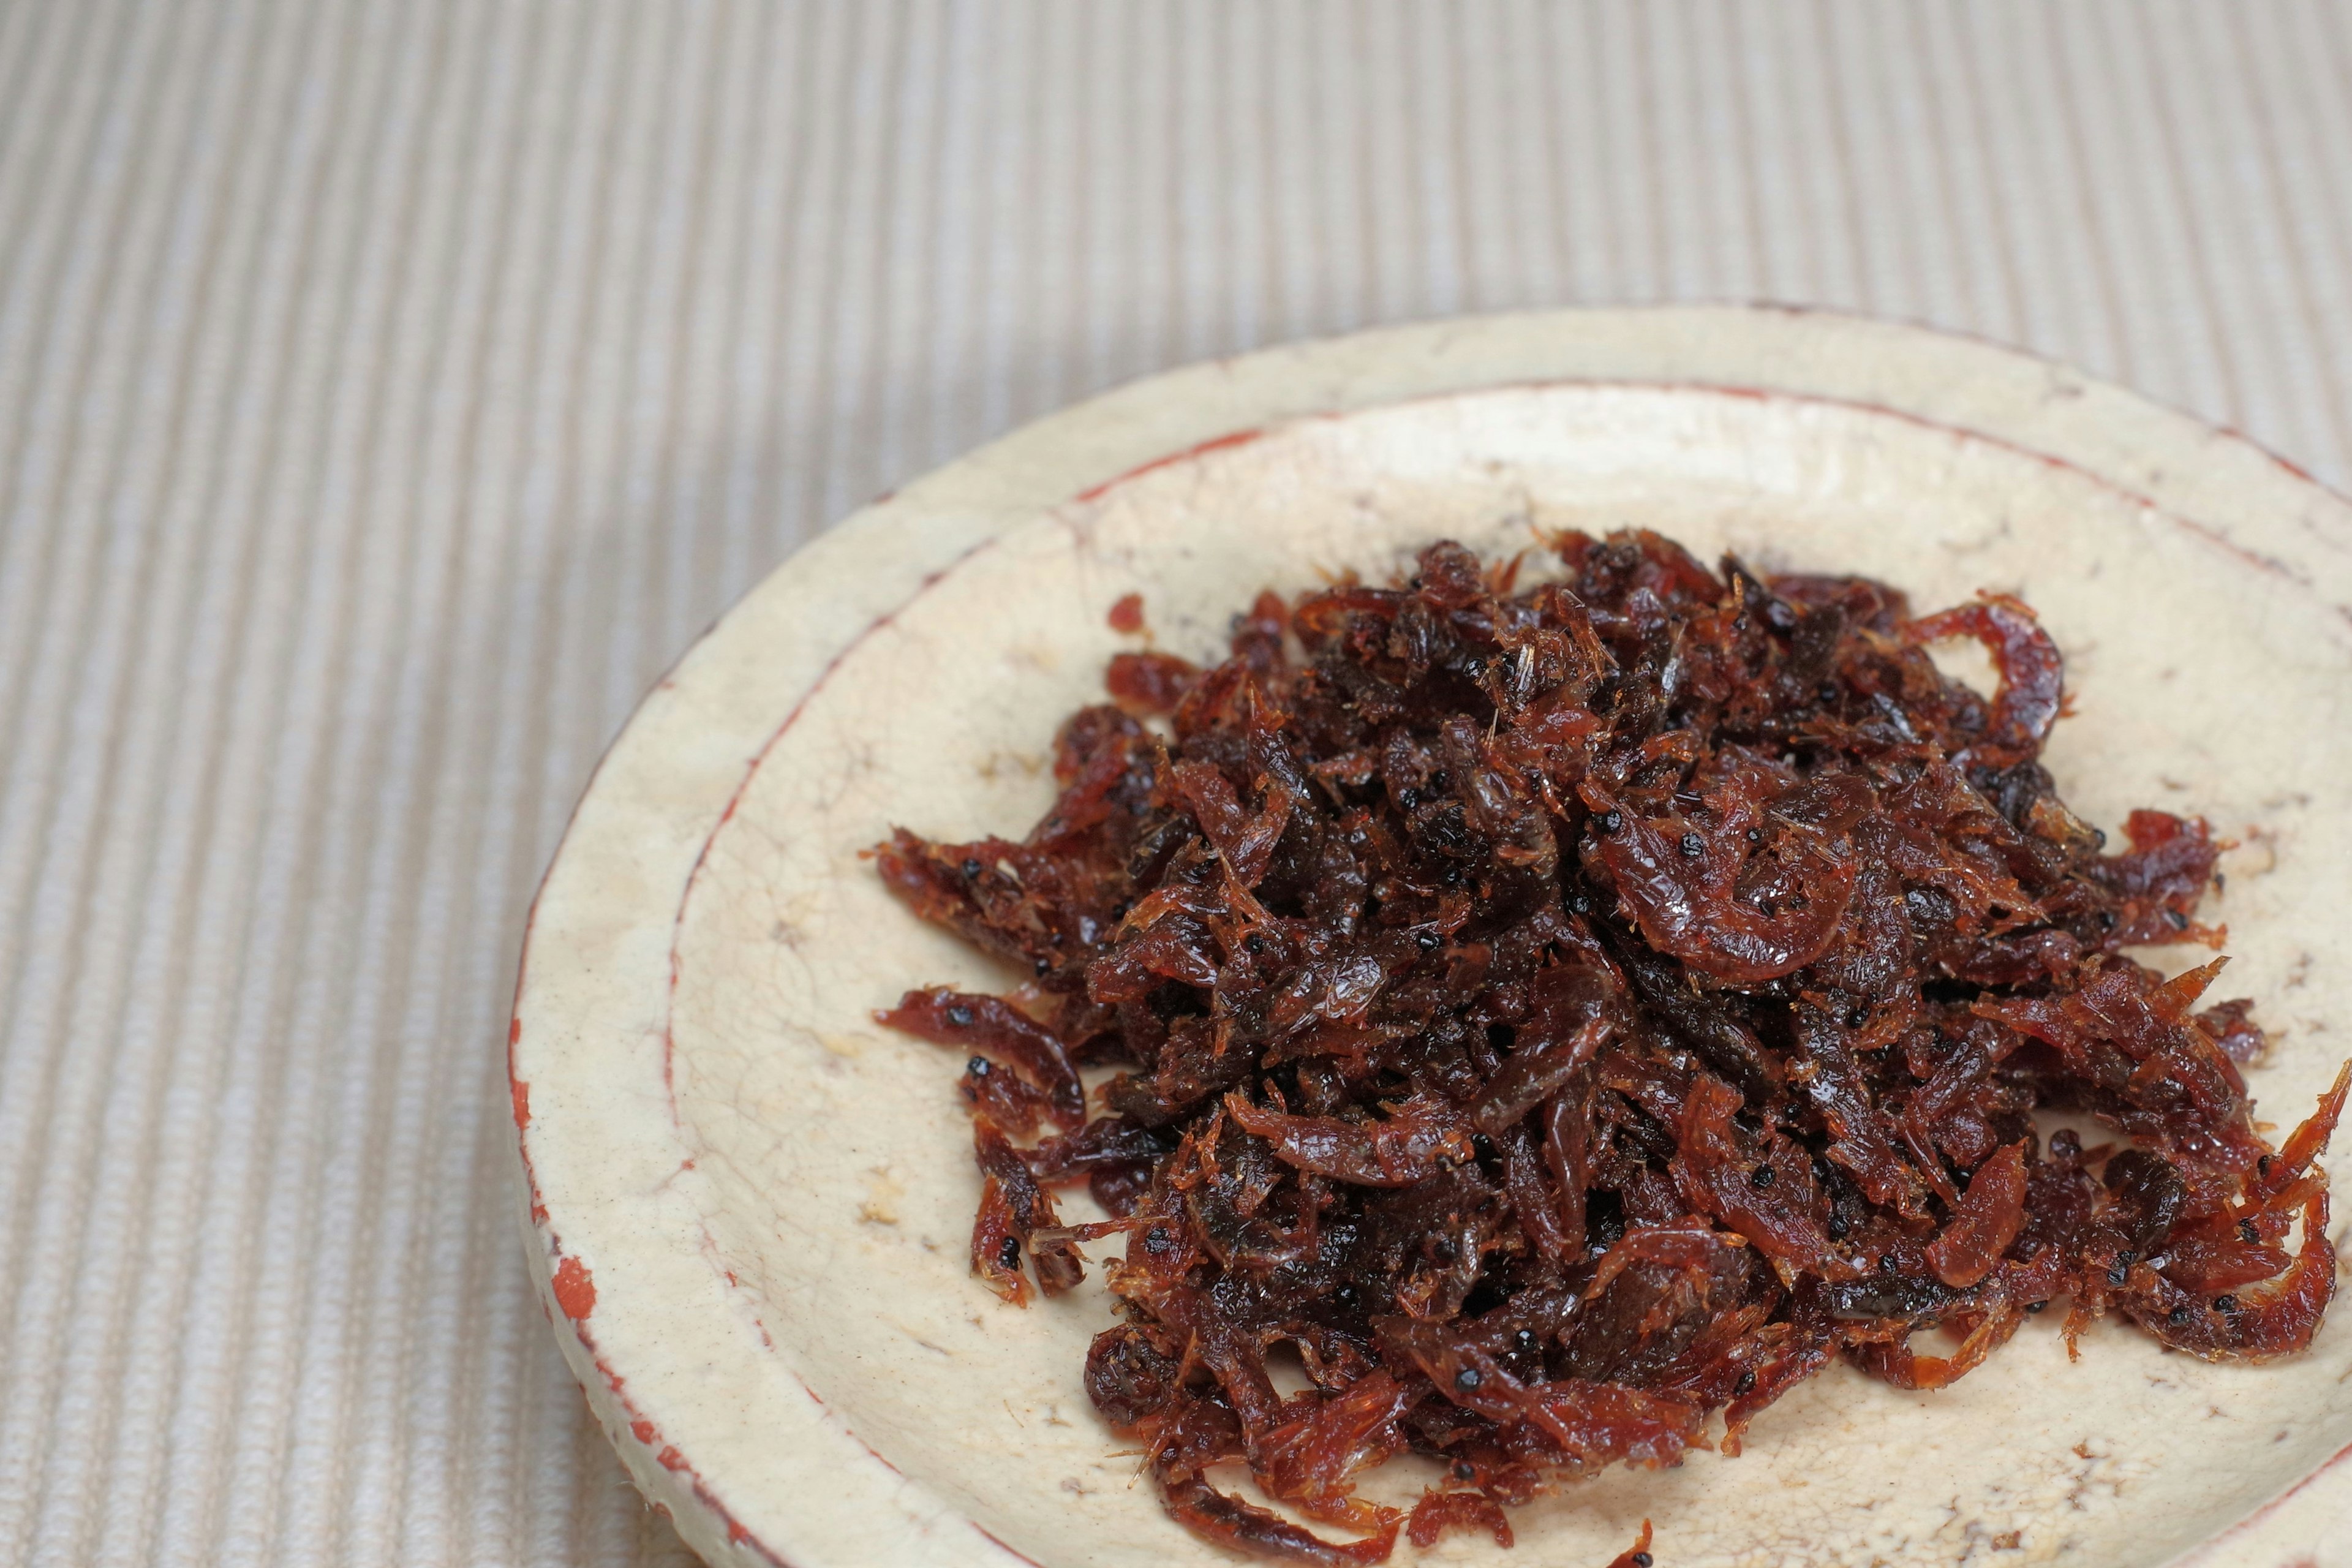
[876,533,2345,1563]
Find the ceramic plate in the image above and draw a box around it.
[510,308,2352,1568]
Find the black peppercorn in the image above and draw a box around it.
[1455,1367,1483,1393]
[2214,1294,2239,1313]
[961,858,983,878]
[997,1237,1020,1269]
[1596,810,1622,835]
[1733,1369,1756,1395]
[946,1005,973,1028]
[1750,1164,1775,1189]
[1679,832,1703,858]
[1416,930,1441,952]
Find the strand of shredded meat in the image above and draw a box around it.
[875,532,2346,1564]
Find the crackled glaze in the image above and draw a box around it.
[511,309,2352,1568]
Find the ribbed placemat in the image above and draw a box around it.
[4,4,2350,1564]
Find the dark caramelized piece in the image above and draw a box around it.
[876,534,2340,1562]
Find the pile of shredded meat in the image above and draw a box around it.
[875,532,2346,1564]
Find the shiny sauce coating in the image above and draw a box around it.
[877,533,2345,1563]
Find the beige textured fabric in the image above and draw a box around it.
[4,4,2351,1565]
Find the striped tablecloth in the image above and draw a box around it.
[4,4,2350,1564]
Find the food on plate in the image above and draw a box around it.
[876,532,2346,1563]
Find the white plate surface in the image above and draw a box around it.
[511,308,2352,1568]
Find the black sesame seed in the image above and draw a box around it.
[2239,1218,2260,1243]
[1514,1328,1538,1353]
[1454,1368,1483,1393]
[1746,827,1763,846]
[1452,1460,1476,1481]
[1679,832,1704,858]
[2026,1300,2048,1314]
[1816,683,1839,705]
[1825,1212,1849,1240]
[1733,1369,1757,1396]
[2168,1306,2192,1325]
[1632,1553,1653,1568]
[967,1057,990,1076]
[2107,1262,2129,1287]
[1033,957,1051,976]
[1750,1164,1775,1189]
[2259,1154,2275,1176]
[1596,810,1623,836]
[997,1237,1021,1269]
[2166,908,2189,931]
[1144,1227,1172,1255]
[2214,1294,2239,1314]
[1430,772,1450,791]
[961,858,983,879]
[1398,787,1422,810]
[1416,930,1441,952]
[1845,1008,1868,1029]
[2092,827,2108,849]
[1245,933,1267,954]
[946,1005,974,1028]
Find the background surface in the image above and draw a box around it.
[4,4,2352,1565]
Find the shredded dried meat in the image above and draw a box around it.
[876,532,2345,1562]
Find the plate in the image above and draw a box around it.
[510,307,2352,1567]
